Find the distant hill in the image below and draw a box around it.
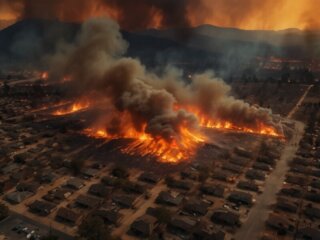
[0,19,217,71]
[0,20,16,30]
[138,25,320,60]
[0,19,319,73]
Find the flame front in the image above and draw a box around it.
[179,105,283,138]
[52,100,90,116]
[41,71,48,80]
[54,99,283,163]
[84,113,206,163]
[198,117,282,137]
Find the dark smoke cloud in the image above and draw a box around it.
[49,18,279,141]
[1,0,197,30]
[2,0,320,31]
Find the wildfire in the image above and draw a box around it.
[84,113,206,163]
[40,71,49,80]
[52,100,90,116]
[82,104,283,163]
[198,118,282,137]
[175,105,283,138]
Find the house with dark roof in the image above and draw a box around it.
[66,177,85,190]
[297,227,320,240]
[304,205,320,219]
[290,164,310,175]
[1,162,20,174]
[256,156,276,166]
[183,199,211,216]
[16,181,40,193]
[193,226,225,240]
[252,162,272,172]
[280,187,302,198]
[93,209,122,226]
[130,215,158,238]
[230,156,250,166]
[138,172,160,184]
[222,163,243,174]
[181,169,199,180]
[39,171,58,183]
[276,197,298,213]
[156,191,184,206]
[167,179,193,191]
[212,171,236,183]
[285,175,308,186]
[123,182,145,195]
[112,194,137,209]
[88,183,110,198]
[29,200,57,216]
[305,191,320,203]
[101,176,120,187]
[245,169,265,181]
[310,179,320,189]
[168,216,197,237]
[234,147,253,159]
[237,180,260,193]
[211,209,240,227]
[200,184,225,198]
[0,179,18,192]
[75,194,102,209]
[44,188,74,203]
[266,213,294,232]
[228,191,254,206]
[56,207,81,225]
[81,168,99,178]
[5,191,33,204]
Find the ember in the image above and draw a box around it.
[41,71,48,80]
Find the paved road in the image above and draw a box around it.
[287,85,313,119]
[234,121,304,240]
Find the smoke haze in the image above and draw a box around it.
[49,18,278,142]
[1,0,319,30]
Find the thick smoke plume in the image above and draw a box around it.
[49,18,277,141]
[1,0,195,30]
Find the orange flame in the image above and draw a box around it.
[52,100,90,116]
[41,71,48,80]
[55,98,283,163]
[183,106,283,138]
[84,112,206,163]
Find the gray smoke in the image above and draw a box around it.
[49,18,278,141]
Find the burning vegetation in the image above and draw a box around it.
[49,18,283,163]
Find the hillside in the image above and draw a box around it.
[0,19,319,72]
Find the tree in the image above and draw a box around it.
[78,216,111,240]
[0,203,9,221]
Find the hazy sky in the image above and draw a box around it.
[0,0,319,30]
